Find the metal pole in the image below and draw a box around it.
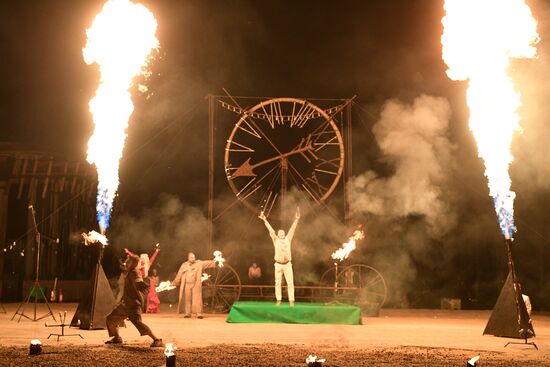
[334,262,338,291]
[280,157,288,223]
[344,101,353,226]
[207,95,215,253]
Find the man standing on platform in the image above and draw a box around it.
[170,252,217,318]
[259,208,300,306]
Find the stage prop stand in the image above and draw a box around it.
[12,205,57,322]
[46,311,83,341]
[70,242,115,330]
[333,262,338,292]
[483,237,537,350]
[503,238,537,350]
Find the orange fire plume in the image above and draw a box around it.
[84,0,159,233]
[441,0,539,238]
[331,229,365,262]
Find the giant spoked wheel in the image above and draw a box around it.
[319,266,339,287]
[202,264,242,313]
[340,264,387,310]
[319,264,387,310]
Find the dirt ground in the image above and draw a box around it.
[1,344,548,367]
[0,303,548,366]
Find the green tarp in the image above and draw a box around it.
[226,301,362,325]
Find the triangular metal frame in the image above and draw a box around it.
[483,239,537,349]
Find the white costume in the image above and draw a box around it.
[261,214,299,303]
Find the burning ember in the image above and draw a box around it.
[441,0,539,239]
[331,229,364,262]
[84,0,159,233]
[213,250,225,267]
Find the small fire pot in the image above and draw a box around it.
[166,355,176,367]
[165,343,177,367]
[29,340,42,355]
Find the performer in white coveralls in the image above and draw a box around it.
[259,208,300,306]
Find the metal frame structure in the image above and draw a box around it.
[201,262,387,315]
[207,91,355,251]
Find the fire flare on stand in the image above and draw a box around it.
[84,0,159,234]
[441,0,539,342]
[331,228,364,262]
[82,230,109,246]
[330,228,364,291]
[441,0,538,240]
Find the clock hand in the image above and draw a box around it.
[231,141,313,178]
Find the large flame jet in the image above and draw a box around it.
[84,0,159,233]
[441,0,539,238]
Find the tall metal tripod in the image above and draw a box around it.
[11,205,56,322]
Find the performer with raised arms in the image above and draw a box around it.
[259,207,300,306]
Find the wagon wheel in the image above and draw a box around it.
[202,264,242,313]
[339,264,387,310]
[319,266,339,287]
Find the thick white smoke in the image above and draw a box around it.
[351,95,457,238]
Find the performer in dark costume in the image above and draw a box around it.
[124,245,161,312]
[105,252,163,347]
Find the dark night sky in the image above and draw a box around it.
[2,0,550,308]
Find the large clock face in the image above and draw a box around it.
[224,98,344,215]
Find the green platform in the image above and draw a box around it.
[226,301,362,325]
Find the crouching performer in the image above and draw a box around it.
[105,252,163,347]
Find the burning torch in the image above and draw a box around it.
[331,226,364,290]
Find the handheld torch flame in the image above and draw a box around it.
[441,0,539,239]
[156,281,175,293]
[331,229,364,262]
[84,0,159,233]
[213,250,225,268]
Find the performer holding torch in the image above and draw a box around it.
[124,244,161,313]
[259,207,300,306]
[170,251,223,318]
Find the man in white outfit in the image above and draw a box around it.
[259,208,300,306]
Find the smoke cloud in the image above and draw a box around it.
[351,94,457,239]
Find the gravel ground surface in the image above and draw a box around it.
[0,304,547,366]
[1,343,548,367]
